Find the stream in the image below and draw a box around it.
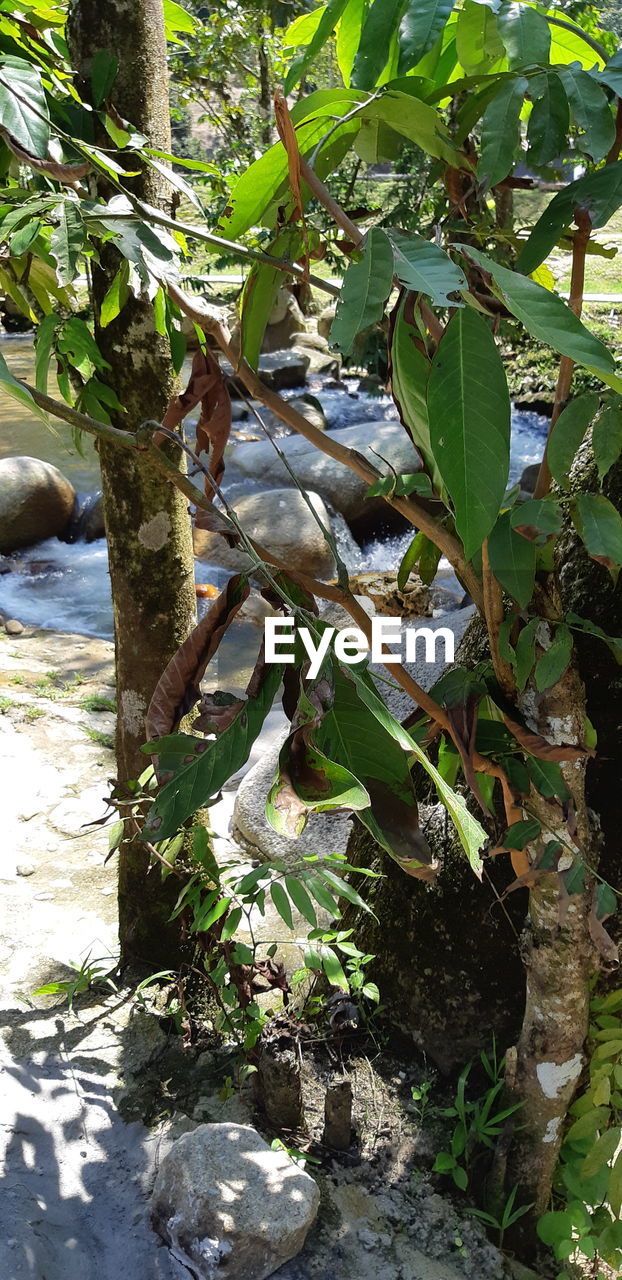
[0,335,550,640]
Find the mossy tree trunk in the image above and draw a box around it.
[68,0,197,967]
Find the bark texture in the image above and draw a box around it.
[68,0,197,966]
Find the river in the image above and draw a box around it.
[0,336,549,640]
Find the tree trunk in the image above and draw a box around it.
[68,0,197,967]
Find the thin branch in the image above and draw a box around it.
[166,280,482,608]
[544,13,609,62]
[482,538,516,696]
[533,208,592,499]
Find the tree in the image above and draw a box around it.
[1,0,622,1261]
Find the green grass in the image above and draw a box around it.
[24,706,44,722]
[80,694,116,713]
[0,695,14,712]
[514,191,622,296]
[83,726,115,750]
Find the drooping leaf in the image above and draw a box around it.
[397,531,442,590]
[462,247,620,390]
[428,308,511,560]
[527,71,570,166]
[503,818,541,850]
[477,75,528,188]
[284,875,317,927]
[270,881,293,931]
[352,0,406,88]
[160,346,231,487]
[398,0,457,74]
[546,393,600,489]
[239,227,304,371]
[50,201,85,287]
[100,260,131,328]
[390,295,447,494]
[163,0,197,37]
[487,509,536,608]
[535,623,573,692]
[497,3,550,68]
[558,67,616,165]
[571,493,622,583]
[356,90,466,167]
[284,0,350,93]
[389,230,466,306]
[0,347,49,424]
[592,403,622,483]
[145,576,248,742]
[597,46,622,95]
[516,163,622,275]
[34,314,60,396]
[330,227,394,356]
[566,611,622,664]
[456,0,505,75]
[0,55,50,158]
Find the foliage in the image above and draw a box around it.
[433,1041,524,1195]
[537,986,622,1276]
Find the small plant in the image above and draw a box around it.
[30,953,118,1011]
[537,986,622,1277]
[80,694,116,713]
[469,1185,533,1250]
[83,726,115,750]
[433,1043,522,1193]
[410,1078,436,1126]
[24,706,44,722]
[0,696,14,712]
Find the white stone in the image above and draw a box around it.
[151,1122,320,1280]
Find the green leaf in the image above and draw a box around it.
[558,67,616,165]
[504,818,541,850]
[398,0,457,75]
[510,497,563,544]
[284,875,317,928]
[535,624,573,693]
[34,313,60,396]
[318,867,372,913]
[366,473,434,499]
[284,0,350,94]
[356,90,464,166]
[566,611,622,663]
[330,227,393,356]
[477,75,528,188]
[571,493,622,583]
[284,6,327,50]
[0,347,49,424]
[163,0,197,36]
[51,201,85,288]
[516,162,622,275]
[547,393,600,489]
[303,873,340,916]
[592,403,622,483]
[537,1210,576,1250]
[239,227,303,370]
[10,218,41,256]
[143,662,283,842]
[582,1127,620,1180]
[527,71,569,166]
[90,50,118,107]
[513,615,540,691]
[389,230,466,306]
[599,47,622,95]
[100,260,131,328]
[427,308,510,560]
[487,509,536,608]
[0,55,50,158]
[497,3,550,67]
[397,531,441,591]
[462,247,619,390]
[391,298,446,497]
[336,0,367,86]
[270,881,293,931]
[321,947,349,990]
[456,0,505,75]
[351,0,405,89]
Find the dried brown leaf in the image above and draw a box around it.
[502,712,592,761]
[274,90,303,223]
[146,574,249,741]
[1,131,90,186]
[159,347,231,487]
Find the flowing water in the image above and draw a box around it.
[0,336,550,640]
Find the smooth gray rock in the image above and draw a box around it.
[0,456,75,553]
[151,1122,320,1280]
[193,488,337,580]
[228,421,422,530]
[223,349,310,394]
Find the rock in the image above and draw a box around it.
[193,488,337,580]
[263,288,307,353]
[291,330,331,353]
[223,350,310,395]
[5,618,24,636]
[519,462,541,495]
[151,1122,320,1280]
[83,493,105,542]
[228,422,422,531]
[0,456,76,554]
[292,344,340,377]
[15,861,36,877]
[289,395,328,433]
[348,572,461,618]
[229,394,328,438]
[317,305,336,340]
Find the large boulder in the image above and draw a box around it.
[262,288,307,353]
[0,456,75,553]
[151,1122,320,1280]
[230,394,328,439]
[193,488,338,580]
[223,350,310,394]
[228,422,422,531]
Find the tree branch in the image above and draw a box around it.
[533,208,592,500]
[482,538,516,696]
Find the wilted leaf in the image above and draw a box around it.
[160,346,231,487]
[502,711,589,762]
[146,575,249,741]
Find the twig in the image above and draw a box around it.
[482,538,516,695]
[533,207,591,499]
